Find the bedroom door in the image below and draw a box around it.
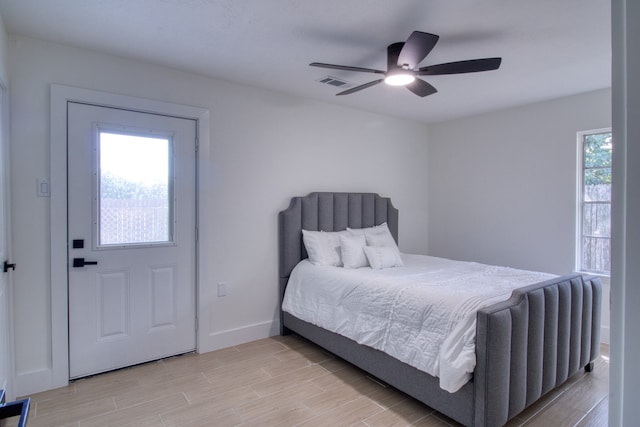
[67,102,197,379]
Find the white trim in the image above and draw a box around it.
[12,369,52,398]
[48,84,210,393]
[0,81,15,400]
[200,321,279,353]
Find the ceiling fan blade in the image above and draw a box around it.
[417,57,502,75]
[397,31,439,69]
[310,62,385,74]
[406,78,438,97]
[336,79,384,96]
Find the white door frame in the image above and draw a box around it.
[50,84,210,389]
[0,81,14,398]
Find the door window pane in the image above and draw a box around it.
[98,131,172,246]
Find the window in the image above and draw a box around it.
[97,130,173,246]
[577,129,612,274]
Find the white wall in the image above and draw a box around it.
[7,36,430,394]
[428,89,611,273]
[610,0,640,424]
[428,89,612,342]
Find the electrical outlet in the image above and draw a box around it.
[217,282,227,297]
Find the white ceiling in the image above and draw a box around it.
[0,0,611,124]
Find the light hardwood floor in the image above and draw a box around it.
[7,336,609,427]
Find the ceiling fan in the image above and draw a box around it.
[310,31,502,97]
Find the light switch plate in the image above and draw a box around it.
[37,178,50,197]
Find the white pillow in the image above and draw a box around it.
[364,246,404,269]
[340,234,369,269]
[349,223,398,249]
[347,223,380,236]
[302,229,346,266]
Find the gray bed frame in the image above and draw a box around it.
[278,192,602,427]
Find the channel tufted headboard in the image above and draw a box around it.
[278,192,398,306]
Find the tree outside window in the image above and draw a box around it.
[578,129,612,274]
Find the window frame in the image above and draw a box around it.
[576,127,612,276]
[93,123,177,250]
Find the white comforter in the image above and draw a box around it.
[282,254,555,393]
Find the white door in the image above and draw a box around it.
[67,102,197,379]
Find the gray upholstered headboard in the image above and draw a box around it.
[278,192,398,298]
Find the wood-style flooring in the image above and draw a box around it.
[6,336,609,427]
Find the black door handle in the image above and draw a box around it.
[3,261,15,273]
[73,258,98,268]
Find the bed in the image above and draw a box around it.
[278,192,602,427]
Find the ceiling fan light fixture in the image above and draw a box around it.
[384,73,415,86]
[310,31,501,97]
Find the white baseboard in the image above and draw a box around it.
[198,320,280,354]
[13,368,54,397]
[12,321,280,396]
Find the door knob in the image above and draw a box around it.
[3,261,15,273]
[72,258,98,268]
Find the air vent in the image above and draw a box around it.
[316,75,353,89]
